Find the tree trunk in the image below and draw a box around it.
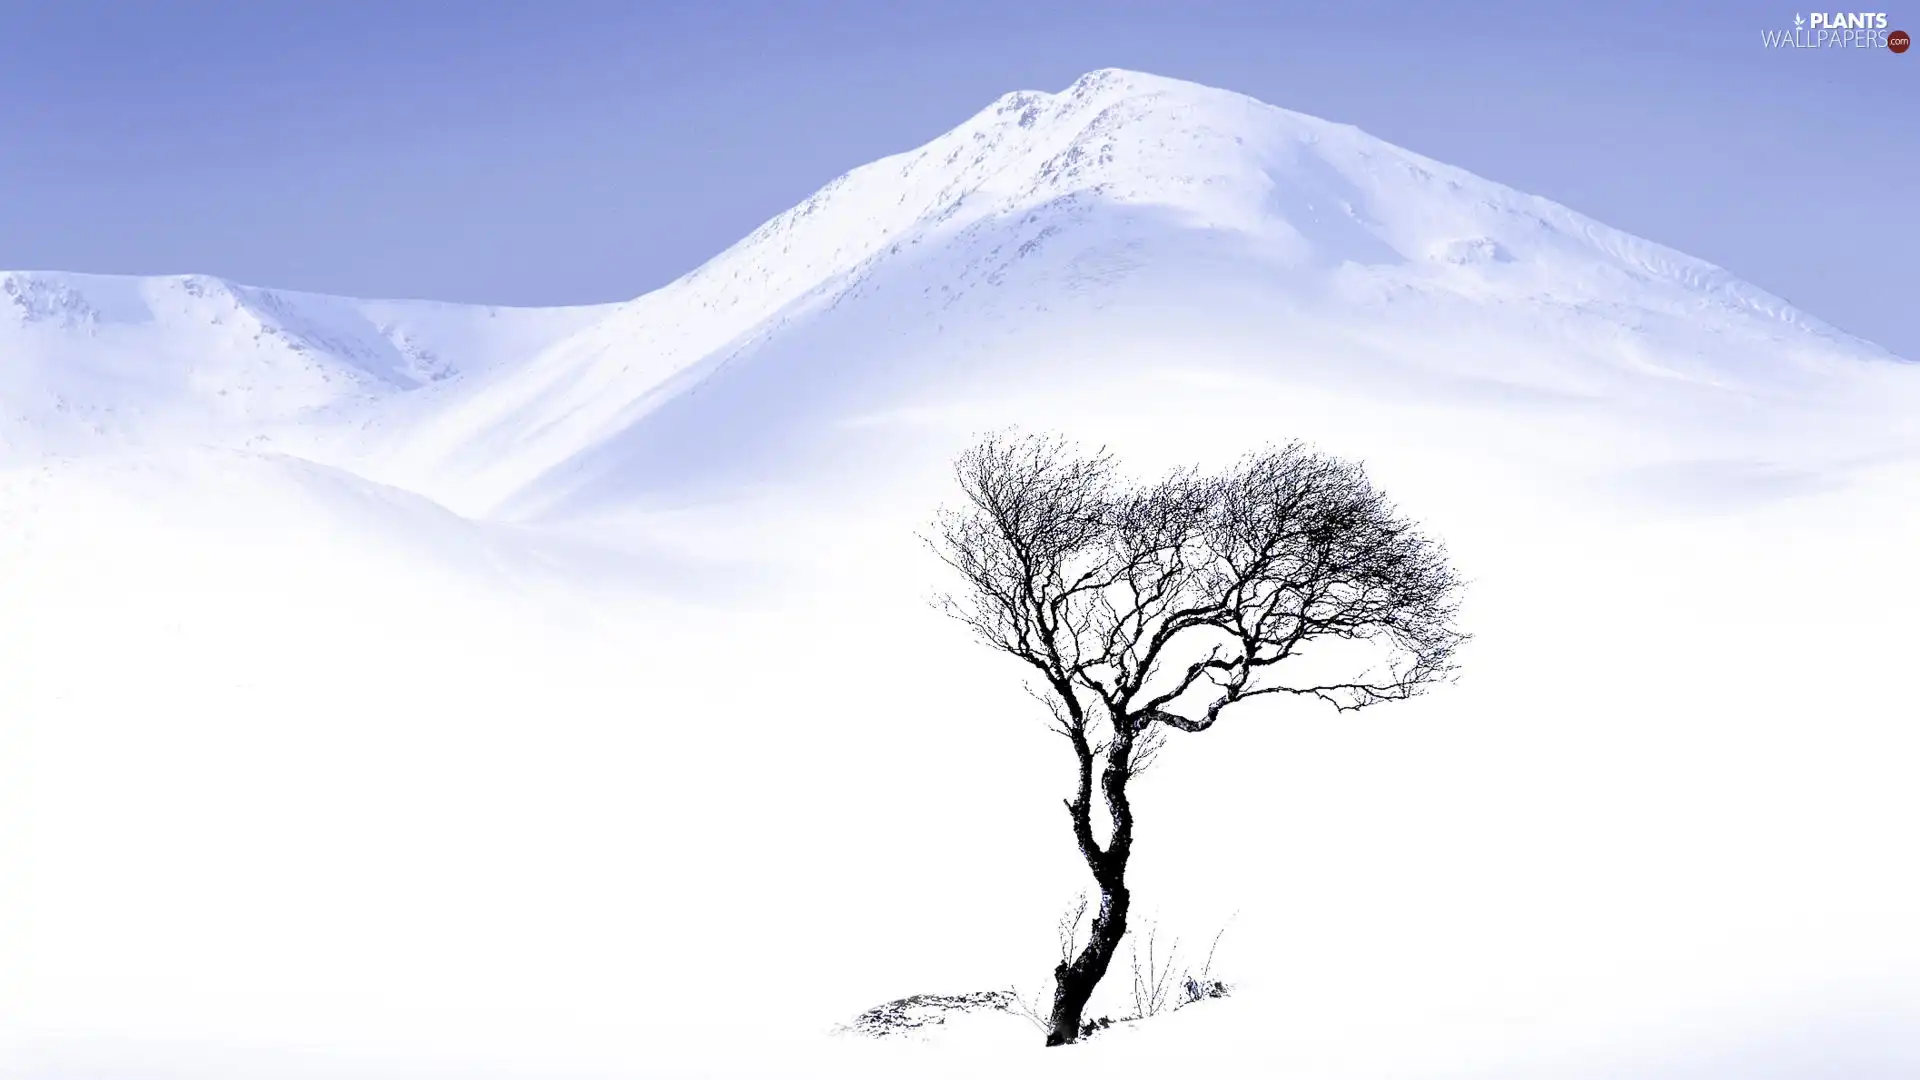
[1045,876,1130,1045]
[1047,722,1137,1046]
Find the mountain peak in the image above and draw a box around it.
[361,71,1909,520]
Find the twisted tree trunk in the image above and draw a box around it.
[1045,872,1129,1044]
[1046,725,1137,1045]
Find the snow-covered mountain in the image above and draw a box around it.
[6,69,1910,521]
[352,67,1913,520]
[6,69,1920,1080]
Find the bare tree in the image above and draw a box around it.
[930,431,1467,1046]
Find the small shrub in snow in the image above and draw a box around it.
[1128,923,1182,1019]
[1180,974,1230,1005]
[835,990,1018,1039]
[1127,920,1232,1020]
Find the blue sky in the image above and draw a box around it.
[1,0,1914,358]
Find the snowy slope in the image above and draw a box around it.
[0,269,616,459]
[354,68,1916,521]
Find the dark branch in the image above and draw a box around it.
[930,430,1468,829]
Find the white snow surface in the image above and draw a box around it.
[4,69,1919,1079]
[0,268,615,462]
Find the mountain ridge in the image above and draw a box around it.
[3,69,1913,517]
[366,67,1911,519]
[0,267,618,459]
